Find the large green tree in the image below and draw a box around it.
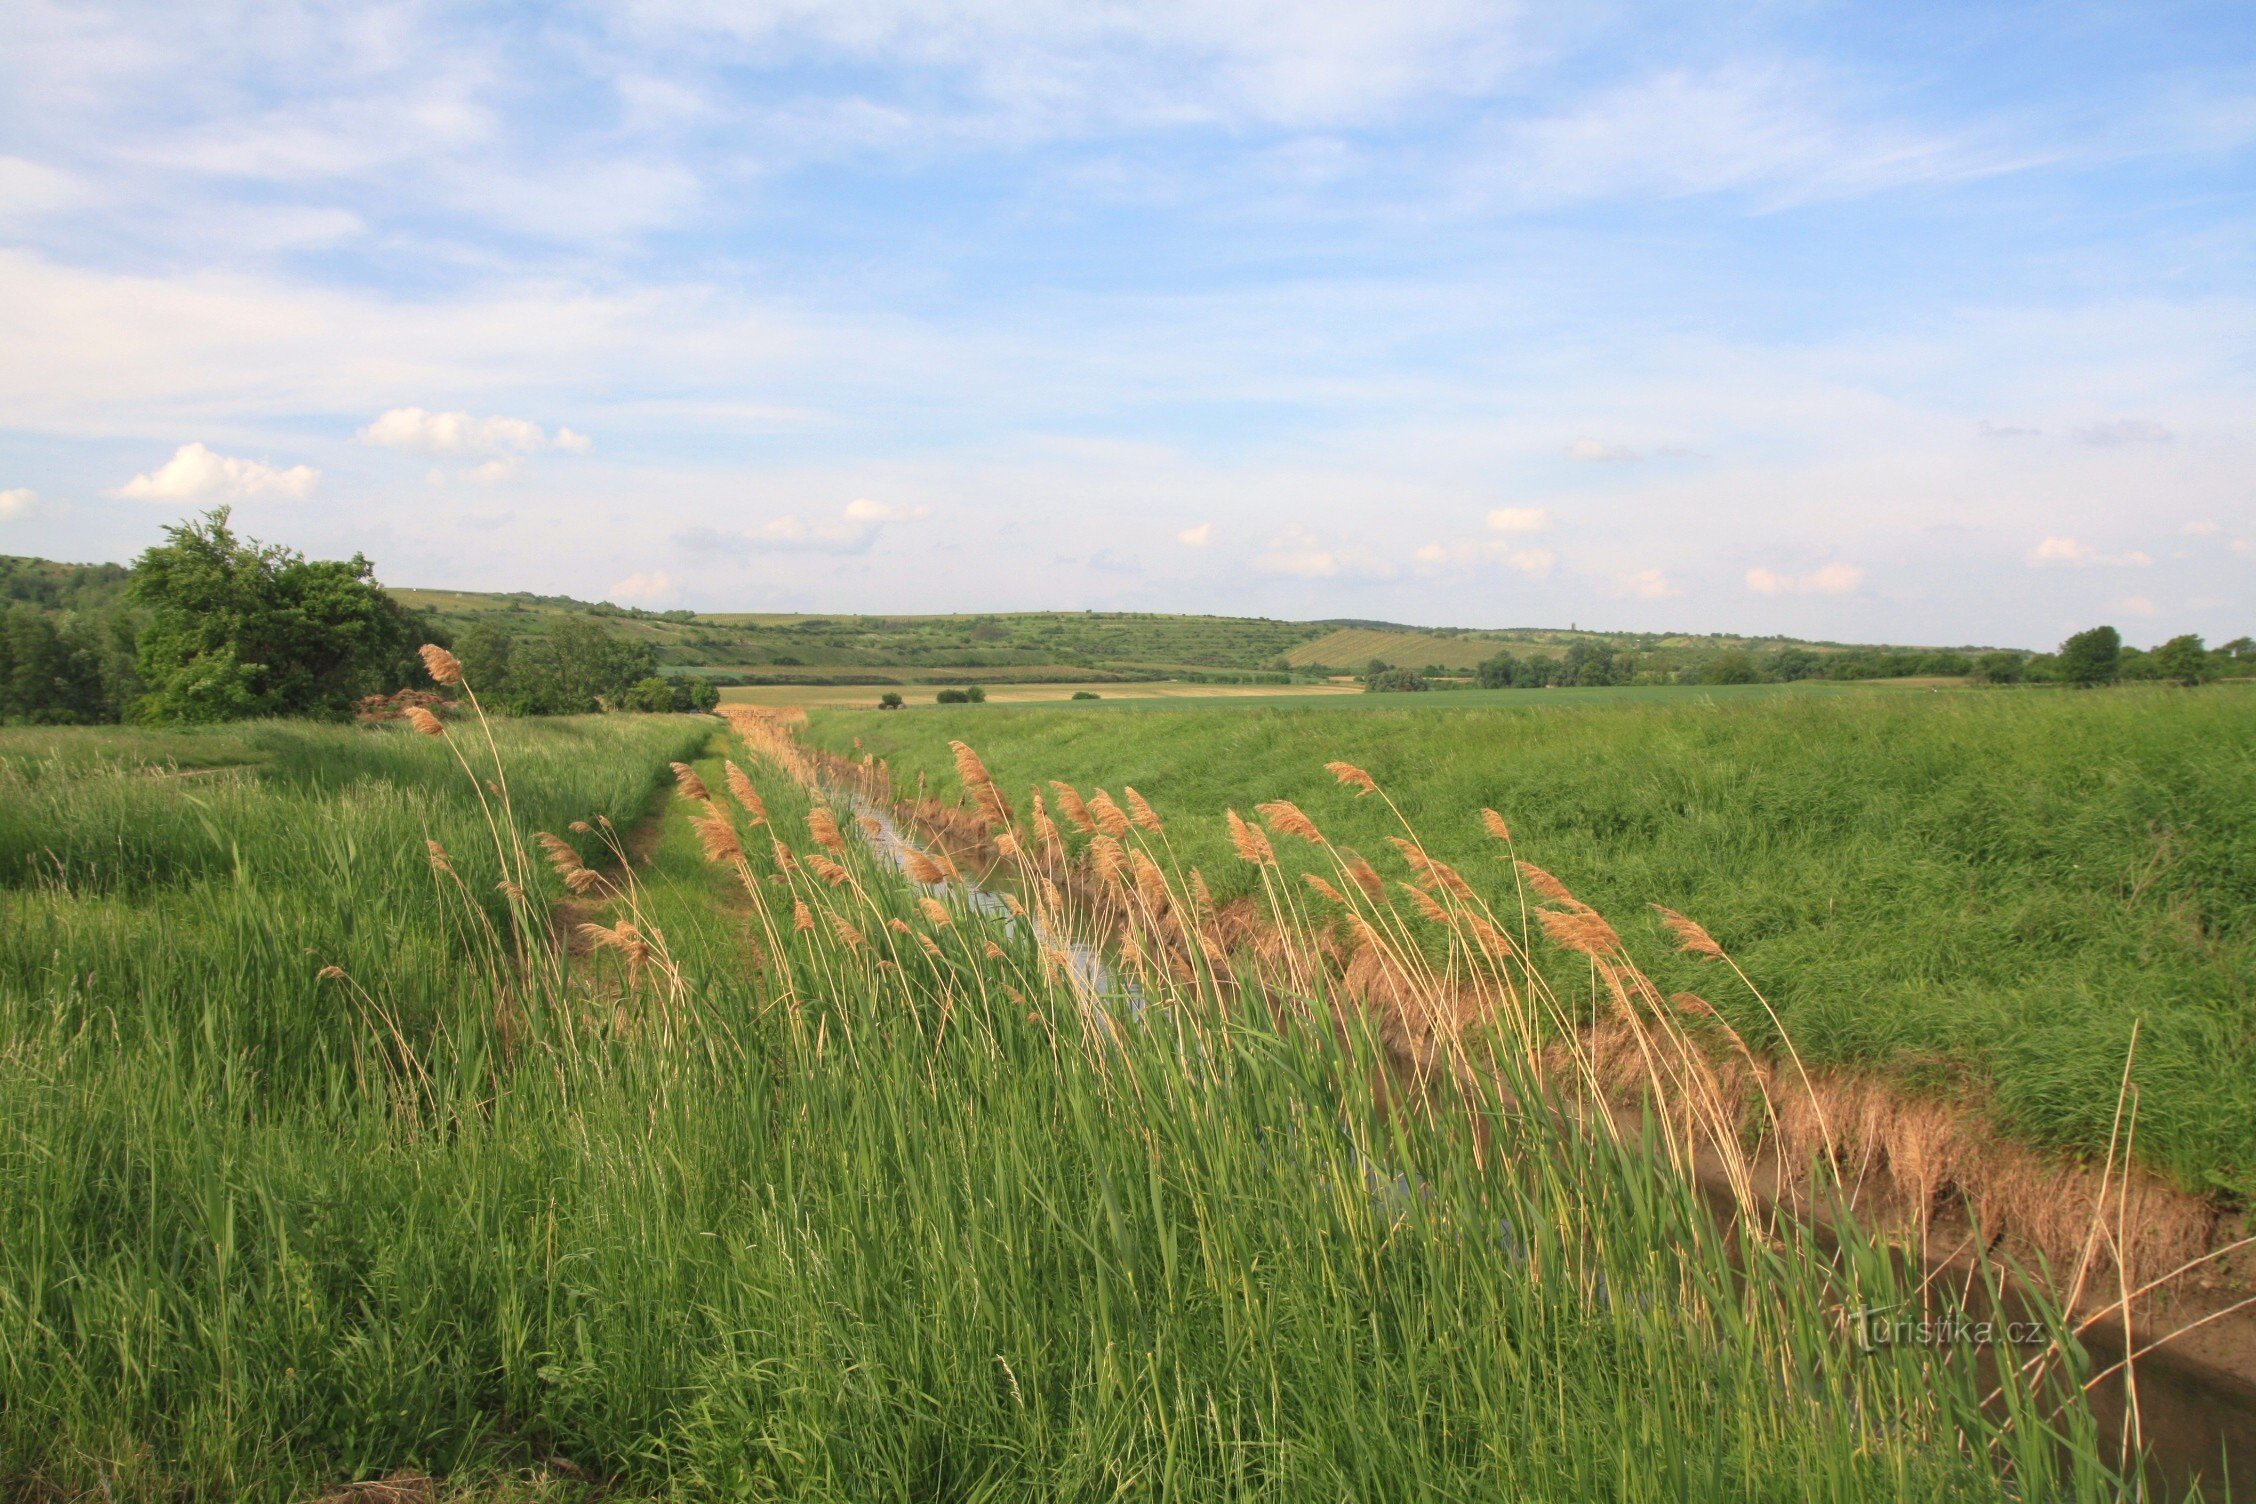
[128,509,430,723]
[2151,633,2211,687]
[2055,625,2122,688]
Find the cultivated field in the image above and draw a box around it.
[720,678,1369,707]
[0,686,2168,1500]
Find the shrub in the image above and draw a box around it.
[2057,626,2121,687]
[1071,691,1100,700]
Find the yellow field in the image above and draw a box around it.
[1284,628,1498,670]
[717,680,1365,708]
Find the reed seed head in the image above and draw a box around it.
[724,762,767,824]
[1256,800,1323,844]
[418,643,464,686]
[1087,790,1132,839]
[1652,905,1726,960]
[1325,760,1378,796]
[1226,809,1275,865]
[1481,808,1511,843]
[1050,782,1097,833]
[405,706,446,737]
[1123,786,1164,833]
[919,896,953,927]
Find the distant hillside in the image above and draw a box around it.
[0,554,133,614]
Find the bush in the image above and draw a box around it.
[1071,691,1100,700]
[879,692,904,710]
[2057,626,2121,688]
[936,688,971,704]
[1365,667,1428,693]
[2153,634,2211,687]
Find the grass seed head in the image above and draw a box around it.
[671,762,712,801]
[807,853,851,886]
[724,761,766,823]
[919,896,954,927]
[1050,781,1097,833]
[1256,800,1323,844]
[405,706,446,737]
[792,900,815,933]
[1087,790,1132,838]
[1326,760,1378,795]
[1123,786,1164,833]
[1344,857,1384,902]
[807,807,847,852]
[418,643,465,686]
[1481,807,1511,842]
[1653,904,1726,960]
[1226,809,1275,865]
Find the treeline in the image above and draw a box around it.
[1361,628,2254,693]
[1,512,718,726]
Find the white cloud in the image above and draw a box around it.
[2075,418,2172,447]
[607,570,676,606]
[2028,536,2152,567]
[2112,595,2159,617]
[115,442,319,503]
[0,157,89,219]
[1485,506,1548,532]
[1745,562,1864,595]
[554,426,593,453]
[1177,522,1212,546]
[358,407,559,457]
[466,458,520,485]
[2184,521,2221,535]
[676,498,932,557]
[1414,537,1553,577]
[1613,567,1680,599]
[0,488,37,520]
[1253,524,1392,580]
[1568,438,1638,462]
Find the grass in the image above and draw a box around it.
[0,699,2168,1499]
[808,683,2256,1202]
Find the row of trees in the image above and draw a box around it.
[1361,627,2252,694]
[2,511,719,725]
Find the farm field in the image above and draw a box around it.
[0,697,2142,1501]
[812,684,2256,1203]
[720,678,1369,707]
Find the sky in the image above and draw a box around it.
[1,2,2250,648]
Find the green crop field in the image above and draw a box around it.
[811,683,2256,1203]
[0,698,2144,1501]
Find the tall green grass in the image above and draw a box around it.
[811,687,2256,1201]
[0,707,2138,1499]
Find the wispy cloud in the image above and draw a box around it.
[1745,563,1863,596]
[2027,537,2152,568]
[676,497,932,557]
[0,487,39,520]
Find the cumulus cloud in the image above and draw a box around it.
[1569,439,1638,462]
[358,407,588,458]
[115,442,318,502]
[1745,563,1863,595]
[1613,568,1680,599]
[1485,506,1548,533]
[676,497,931,557]
[1176,522,1212,546]
[2027,536,2152,567]
[0,487,37,519]
[1253,525,1393,580]
[607,570,676,606]
[2074,418,2172,447]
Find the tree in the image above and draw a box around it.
[964,685,987,703]
[1,606,109,723]
[1365,667,1428,693]
[486,617,655,714]
[1475,651,1519,689]
[1974,651,2024,685]
[2056,625,2121,688]
[128,509,429,723]
[2151,634,2210,687]
[878,691,904,710]
[623,676,676,712]
[673,676,720,712]
[1700,651,1760,686]
[1771,648,1822,682]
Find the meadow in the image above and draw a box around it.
[0,690,2159,1500]
[810,684,2256,1203]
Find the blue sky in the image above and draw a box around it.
[1,1,2250,647]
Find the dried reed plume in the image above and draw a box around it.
[806,807,847,852]
[827,912,866,951]
[1517,859,1579,907]
[792,900,815,933]
[1344,857,1384,902]
[919,896,954,927]
[1326,760,1378,796]
[1131,848,1171,909]
[1400,882,1453,925]
[1652,905,1726,960]
[995,832,1021,857]
[579,920,652,974]
[951,741,1015,828]
[1537,905,1622,957]
[724,761,766,823]
[1479,808,1513,843]
[695,809,744,865]
[1032,797,1062,852]
[916,933,945,960]
[671,762,712,802]
[1123,786,1164,833]
[1226,810,1275,865]
[316,964,346,982]
[1256,800,1323,844]
[1087,790,1132,838]
[1050,782,1097,833]
[425,839,454,874]
[1671,992,1718,1018]
[569,820,592,834]
[806,853,852,887]
[1088,835,1127,884]
[405,706,446,737]
[983,940,1008,961]
[1303,872,1349,906]
[903,848,946,885]
[419,643,464,687]
[1466,917,1516,962]
[1188,869,1214,915]
[535,831,579,875]
[771,840,799,875]
[1389,837,1472,897]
